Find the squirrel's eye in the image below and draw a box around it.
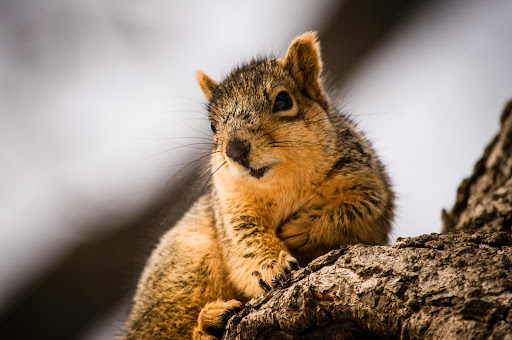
[272,91,293,113]
[210,122,217,134]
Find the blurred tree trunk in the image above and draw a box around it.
[223,101,512,339]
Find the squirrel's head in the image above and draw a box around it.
[196,32,335,186]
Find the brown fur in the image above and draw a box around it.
[122,32,395,339]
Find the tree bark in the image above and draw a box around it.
[223,101,512,340]
[442,101,512,234]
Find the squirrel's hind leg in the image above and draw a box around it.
[193,299,242,340]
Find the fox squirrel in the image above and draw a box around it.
[122,32,395,340]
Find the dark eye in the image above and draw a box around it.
[210,122,217,134]
[272,91,293,113]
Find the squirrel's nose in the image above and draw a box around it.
[226,138,250,167]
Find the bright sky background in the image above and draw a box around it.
[1,2,511,338]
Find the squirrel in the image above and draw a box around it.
[122,32,395,340]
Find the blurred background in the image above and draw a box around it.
[1,0,511,338]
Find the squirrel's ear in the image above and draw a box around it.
[282,32,323,100]
[196,71,218,101]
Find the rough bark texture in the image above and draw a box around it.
[224,232,512,339]
[223,101,512,340]
[442,101,512,234]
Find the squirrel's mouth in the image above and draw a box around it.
[224,156,272,179]
[249,166,269,179]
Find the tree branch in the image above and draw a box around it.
[442,100,512,233]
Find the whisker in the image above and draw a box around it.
[150,151,210,227]
[184,124,212,138]
[144,143,215,160]
[182,149,222,178]
[153,152,212,170]
[199,160,226,198]
[189,157,226,228]
[166,109,209,116]
[142,136,213,141]
[155,152,216,229]
[173,95,208,106]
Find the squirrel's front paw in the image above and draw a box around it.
[252,250,300,292]
[278,218,313,252]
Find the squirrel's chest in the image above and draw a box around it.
[218,187,315,230]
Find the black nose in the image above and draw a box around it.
[226,138,250,167]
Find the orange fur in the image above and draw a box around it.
[196,71,218,101]
[122,32,394,339]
